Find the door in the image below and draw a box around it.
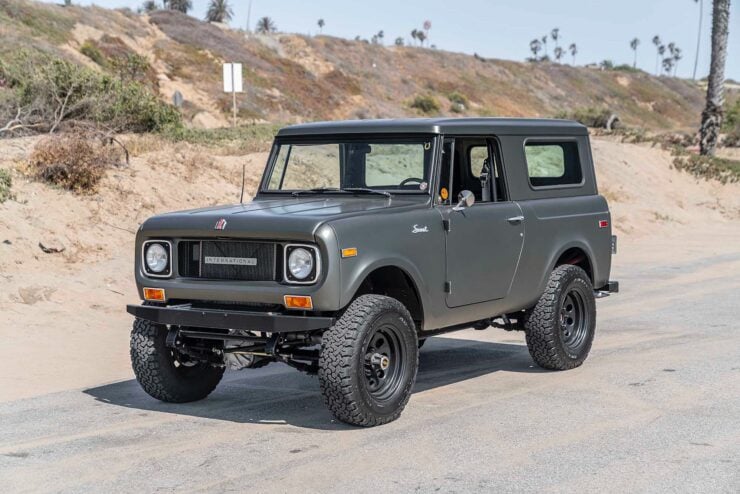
[439,137,525,308]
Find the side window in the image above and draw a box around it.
[525,141,582,187]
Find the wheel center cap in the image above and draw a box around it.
[371,353,390,370]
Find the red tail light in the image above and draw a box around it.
[599,220,609,229]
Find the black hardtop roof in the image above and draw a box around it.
[277,117,588,137]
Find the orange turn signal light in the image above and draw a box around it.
[284,295,313,310]
[341,247,358,258]
[143,287,166,302]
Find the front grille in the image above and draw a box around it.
[178,240,278,281]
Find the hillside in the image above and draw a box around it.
[0,0,709,131]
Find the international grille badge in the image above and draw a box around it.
[214,218,227,230]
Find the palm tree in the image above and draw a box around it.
[205,0,232,23]
[256,16,276,34]
[672,47,683,76]
[377,30,384,45]
[630,38,640,69]
[554,46,564,63]
[411,29,419,46]
[652,35,662,75]
[530,39,542,60]
[551,28,560,51]
[700,0,731,155]
[167,0,191,13]
[395,37,404,46]
[692,0,704,80]
[317,19,325,34]
[658,44,667,75]
[417,30,427,46]
[662,56,675,75]
[541,35,548,58]
[569,43,578,65]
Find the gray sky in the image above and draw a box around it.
[50,0,739,80]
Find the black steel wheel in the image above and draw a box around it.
[524,265,596,370]
[363,324,408,401]
[319,295,419,427]
[560,290,590,355]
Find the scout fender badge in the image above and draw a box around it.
[214,218,228,230]
[412,224,429,233]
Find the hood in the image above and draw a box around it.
[140,196,426,241]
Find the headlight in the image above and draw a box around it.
[288,247,314,280]
[144,242,170,276]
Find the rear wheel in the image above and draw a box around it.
[130,318,224,403]
[524,265,596,370]
[319,295,419,427]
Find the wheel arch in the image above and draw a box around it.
[344,263,426,331]
[535,241,597,298]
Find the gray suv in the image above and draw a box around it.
[127,118,618,426]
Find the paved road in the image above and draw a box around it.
[1,245,739,493]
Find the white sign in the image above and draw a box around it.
[223,63,243,93]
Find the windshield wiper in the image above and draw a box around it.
[341,188,392,198]
[291,187,391,198]
[291,187,342,197]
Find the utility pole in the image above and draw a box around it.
[246,0,253,33]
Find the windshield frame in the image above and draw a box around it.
[258,134,440,197]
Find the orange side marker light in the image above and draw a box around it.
[284,295,313,310]
[143,287,166,302]
[341,247,358,258]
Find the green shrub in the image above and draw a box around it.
[80,40,107,67]
[723,127,740,148]
[672,149,740,184]
[0,51,180,134]
[448,91,468,113]
[410,94,440,114]
[724,98,740,131]
[0,169,13,203]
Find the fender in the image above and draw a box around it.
[535,240,598,296]
[340,256,429,317]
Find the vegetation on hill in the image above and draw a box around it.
[0,0,717,133]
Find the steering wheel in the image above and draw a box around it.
[399,177,424,187]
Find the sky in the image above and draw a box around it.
[50,0,739,80]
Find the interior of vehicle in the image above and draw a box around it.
[438,137,507,205]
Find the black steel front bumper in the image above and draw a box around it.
[126,304,335,333]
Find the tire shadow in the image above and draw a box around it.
[84,336,543,430]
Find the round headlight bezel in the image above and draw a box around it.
[285,245,319,284]
[143,241,171,277]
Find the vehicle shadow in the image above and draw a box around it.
[84,336,543,430]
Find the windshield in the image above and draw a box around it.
[264,138,435,194]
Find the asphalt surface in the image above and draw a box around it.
[1,246,739,493]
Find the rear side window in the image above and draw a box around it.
[525,141,582,187]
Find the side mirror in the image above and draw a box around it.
[453,190,475,211]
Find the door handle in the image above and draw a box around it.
[507,215,524,224]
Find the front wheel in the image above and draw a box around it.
[524,265,596,370]
[319,295,419,427]
[130,318,224,403]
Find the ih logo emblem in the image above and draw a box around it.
[214,218,228,230]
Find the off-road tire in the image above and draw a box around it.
[524,265,596,370]
[319,295,419,427]
[130,318,225,403]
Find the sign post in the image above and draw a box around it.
[223,63,243,127]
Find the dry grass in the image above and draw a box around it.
[26,134,124,193]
